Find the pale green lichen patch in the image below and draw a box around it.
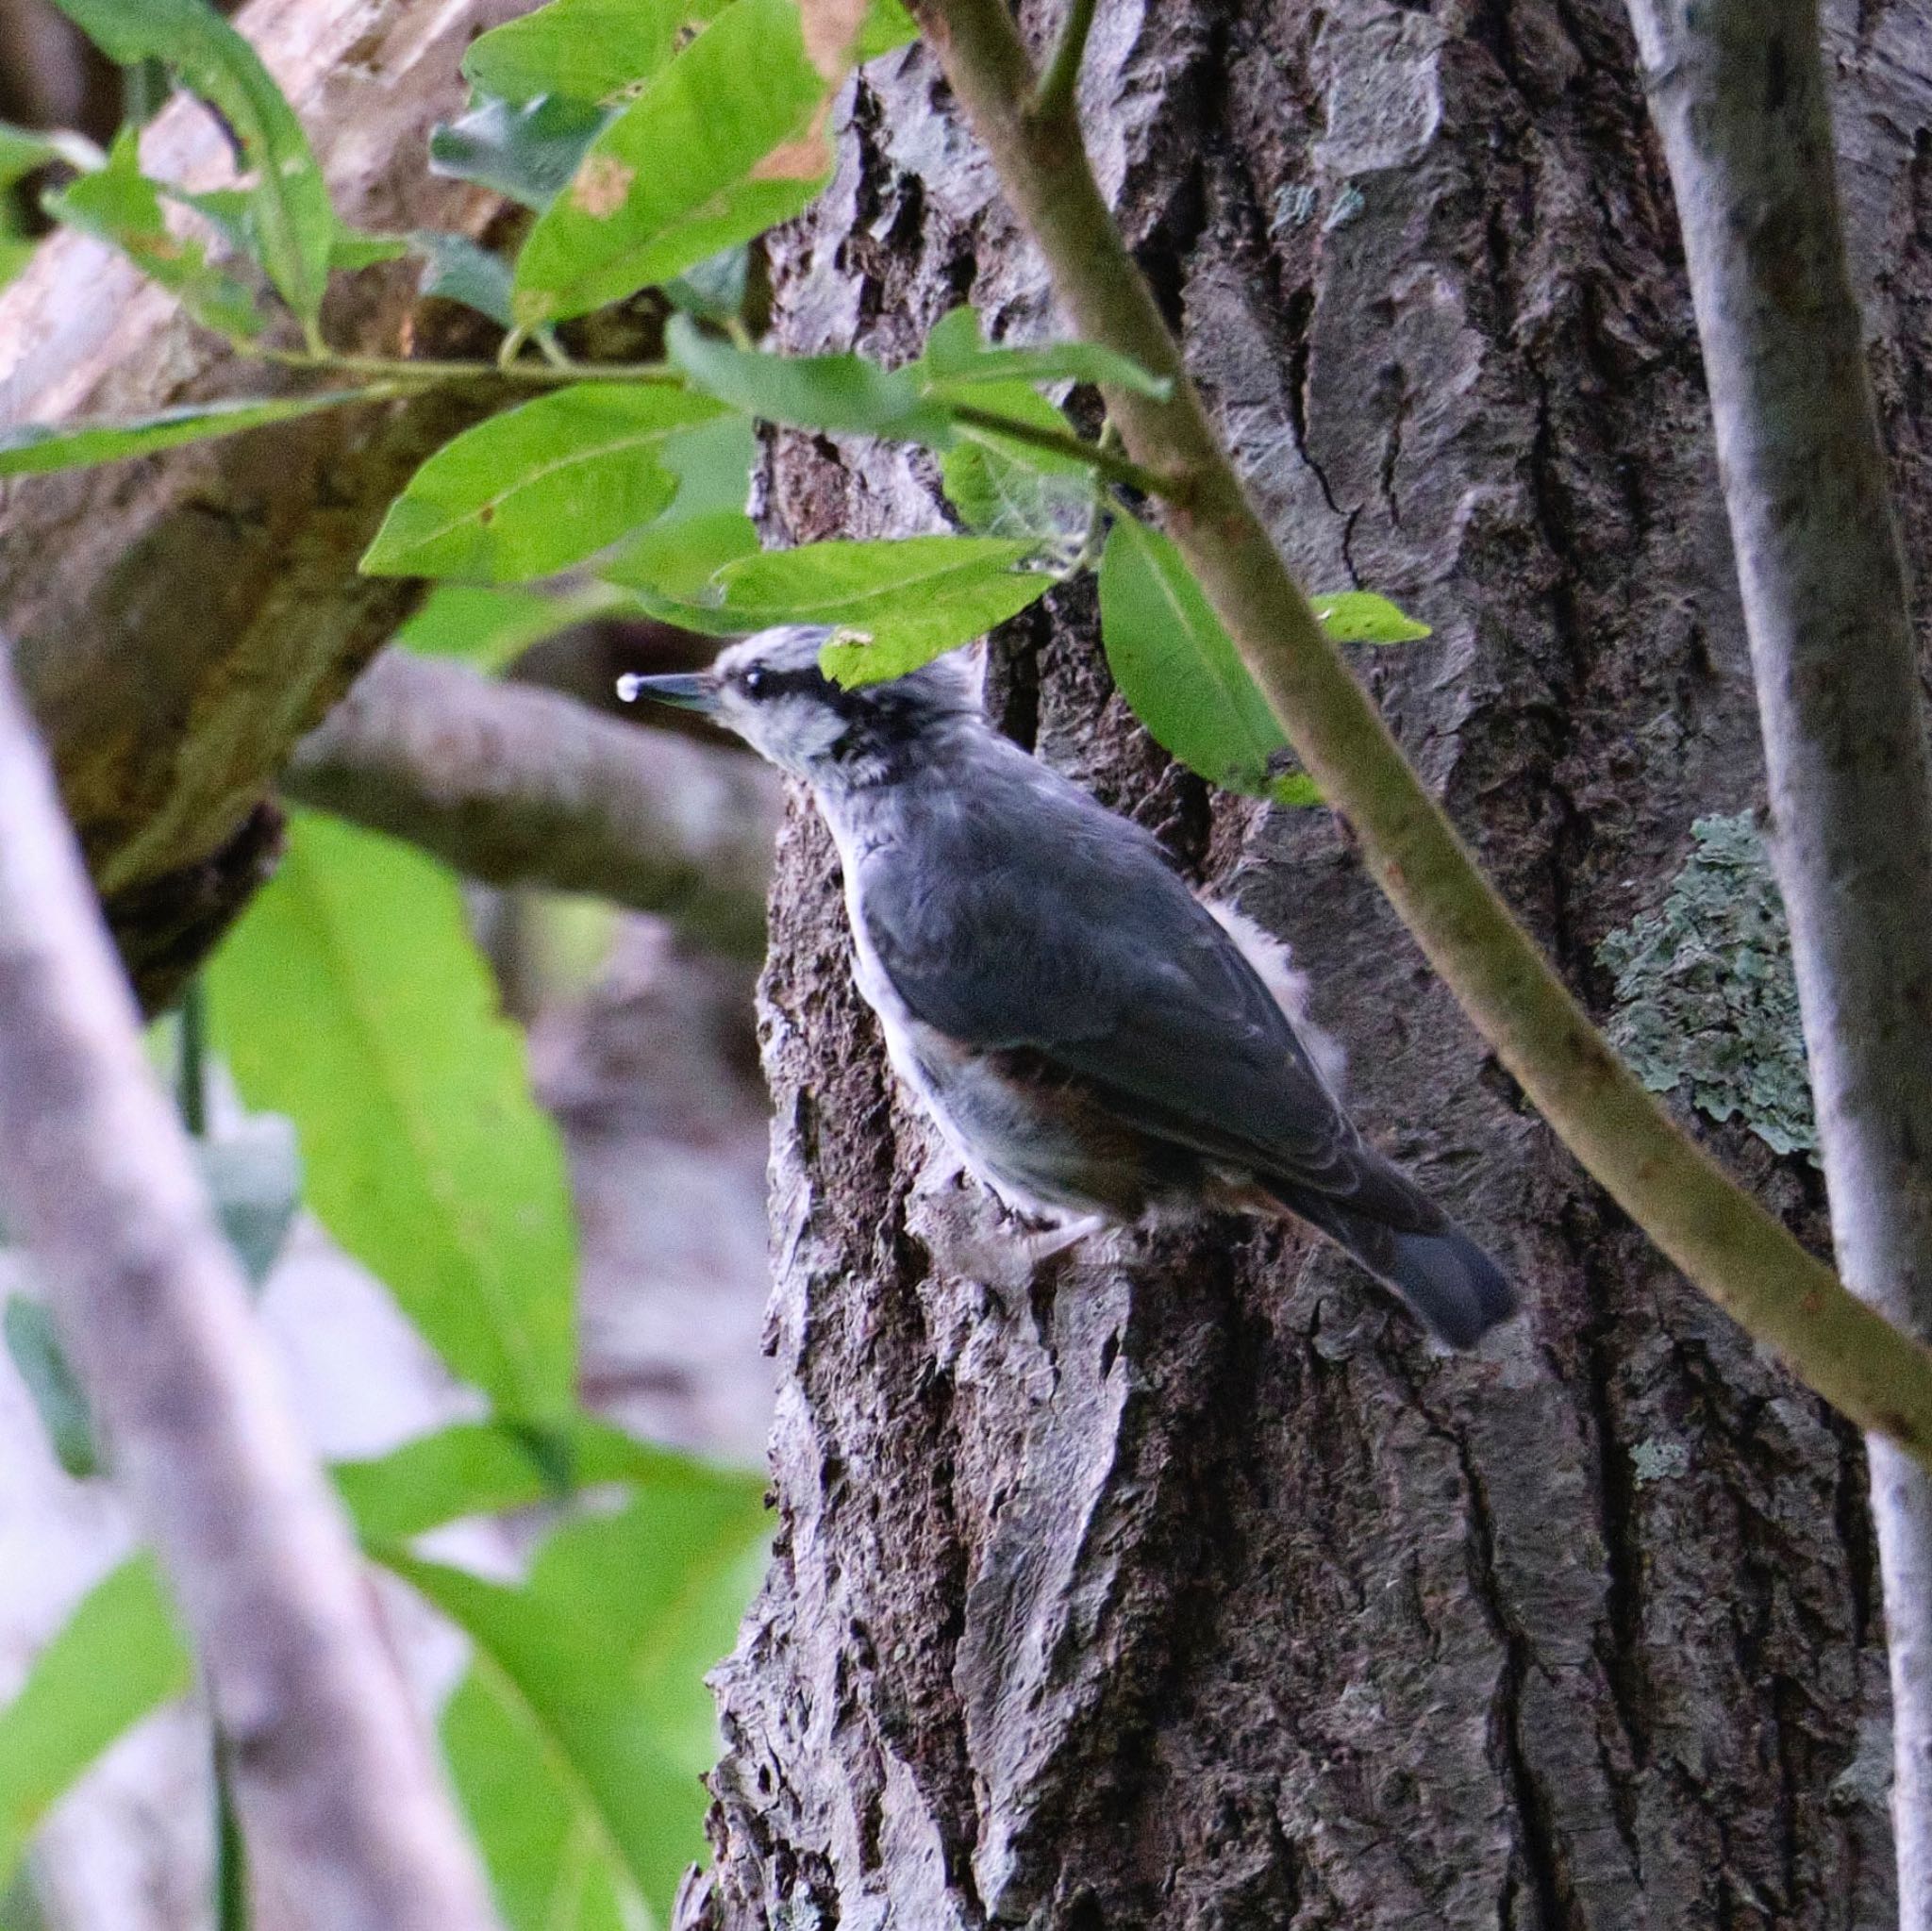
[1597,813,1816,1159]
[1630,1437,1690,1486]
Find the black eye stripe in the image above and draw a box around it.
[740,665,840,705]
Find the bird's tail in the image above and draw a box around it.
[1271,1185,1518,1349]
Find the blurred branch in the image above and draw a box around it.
[0,645,499,1931]
[284,651,779,959]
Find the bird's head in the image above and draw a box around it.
[619,625,981,781]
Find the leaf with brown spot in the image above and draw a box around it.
[798,0,868,77]
[570,153,637,217]
[511,0,836,321]
[749,101,833,181]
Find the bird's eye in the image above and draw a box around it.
[741,666,769,697]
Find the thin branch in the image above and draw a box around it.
[906,0,1932,1469]
[0,647,499,1931]
[1624,2,1932,1919]
[947,401,1177,498]
[1029,0,1100,125]
[283,651,781,960]
[258,345,679,388]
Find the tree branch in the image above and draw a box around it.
[0,647,498,1931]
[906,0,1932,1468]
[283,652,779,959]
[1624,1,1932,1916]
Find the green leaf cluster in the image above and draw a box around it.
[50,0,335,333]
[0,1423,768,1928]
[10,0,1437,813]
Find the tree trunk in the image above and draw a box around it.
[687,2,1924,1924]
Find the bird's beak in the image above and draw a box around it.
[616,671,719,715]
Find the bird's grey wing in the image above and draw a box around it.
[857,772,1416,1215]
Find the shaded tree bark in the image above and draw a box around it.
[686,2,1924,1923]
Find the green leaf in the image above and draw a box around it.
[0,390,383,478]
[0,1557,192,1894]
[396,583,629,672]
[604,510,759,608]
[0,123,58,186]
[3,1298,97,1479]
[1098,515,1292,797]
[666,313,948,441]
[0,235,37,293]
[383,1480,771,1923]
[442,1670,644,1931]
[0,121,100,190]
[336,1415,762,1543]
[173,188,405,275]
[940,387,1092,541]
[511,0,833,326]
[856,0,919,60]
[430,94,616,213]
[662,244,748,323]
[49,0,334,327]
[409,230,516,329]
[920,303,1171,400]
[362,385,727,583]
[337,1420,733,1542]
[632,535,1055,673]
[208,811,576,1421]
[44,131,264,339]
[329,224,409,272]
[1309,590,1432,645]
[595,408,757,601]
[650,410,757,521]
[463,0,733,106]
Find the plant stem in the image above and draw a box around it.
[908,0,1932,1468]
[948,402,1174,498]
[1030,0,1099,125]
[255,345,680,388]
[176,976,208,1140]
[214,1730,248,1931]
[256,342,1158,492]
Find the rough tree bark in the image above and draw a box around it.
[686,3,1926,1924]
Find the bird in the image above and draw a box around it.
[621,625,1517,1347]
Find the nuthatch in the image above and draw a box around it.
[622,626,1516,1347]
